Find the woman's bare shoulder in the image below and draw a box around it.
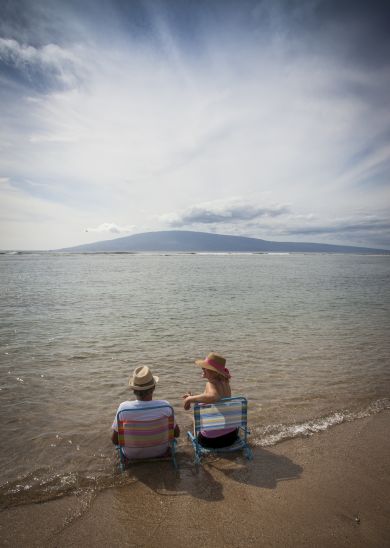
[205,381,219,395]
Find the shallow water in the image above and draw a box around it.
[0,252,389,507]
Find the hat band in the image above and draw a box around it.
[133,378,155,388]
[204,357,231,379]
[137,379,153,385]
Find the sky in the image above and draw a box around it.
[0,0,389,250]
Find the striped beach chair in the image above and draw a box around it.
[187,396,253,465]
[116,405,178,470]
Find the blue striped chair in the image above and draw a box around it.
[187,396,253,464]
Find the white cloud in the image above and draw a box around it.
[86,222,136,234]
[0,38,82,88]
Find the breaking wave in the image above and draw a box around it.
[253,398,390,447]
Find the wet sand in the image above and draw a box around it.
[1,411,389,547]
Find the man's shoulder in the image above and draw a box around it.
[142,400,173,413]
[117,400,136,412]
[117,399,172,410]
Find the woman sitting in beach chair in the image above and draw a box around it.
[183,352,238,448]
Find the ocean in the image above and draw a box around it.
[0,252,389,508]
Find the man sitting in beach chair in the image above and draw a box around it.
[111,366,180,468]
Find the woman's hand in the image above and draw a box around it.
[183,396,193,410]
[182,391,192,399]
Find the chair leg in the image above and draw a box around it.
[244,445,253,461]
[116,446,126,472]
[193,439,202,465]
[171,450,178,470]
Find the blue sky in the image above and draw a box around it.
[0,0,389,250]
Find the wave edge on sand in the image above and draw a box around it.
[253,398,390,447]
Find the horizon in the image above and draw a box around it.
[1,227,390,253]
[1,1,389,250]
[0,229,390,253]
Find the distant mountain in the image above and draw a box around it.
[57,230,389,254]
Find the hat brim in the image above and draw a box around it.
[129,375,159,390]
[194,360,228,378]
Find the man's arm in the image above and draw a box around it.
[111,430,118,445]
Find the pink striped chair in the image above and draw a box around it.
[116,404,178,470]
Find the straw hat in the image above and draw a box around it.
[195,352,231,379]
[129,366,159,390]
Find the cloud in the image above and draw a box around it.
[277,215,390,249]
[283,216,390,236]
[0,38,82,90]
[86,223,136,235]
[161,199,290,227]
[244,213,390,249]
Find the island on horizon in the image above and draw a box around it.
[56,230,390,254]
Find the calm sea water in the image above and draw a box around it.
[0,252,389,507]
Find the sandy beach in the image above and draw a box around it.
[0,411,389,547]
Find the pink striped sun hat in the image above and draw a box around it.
[195,352,231,379]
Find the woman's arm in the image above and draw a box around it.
[183,383,219,410]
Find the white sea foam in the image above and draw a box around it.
[253,399,390,447]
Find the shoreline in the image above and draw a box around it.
[1,410,389,547]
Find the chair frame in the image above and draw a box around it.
[187,396,253,465]
[116,404,178,470]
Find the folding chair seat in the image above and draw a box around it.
[116,404,178,470]
[187,396,253,465]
